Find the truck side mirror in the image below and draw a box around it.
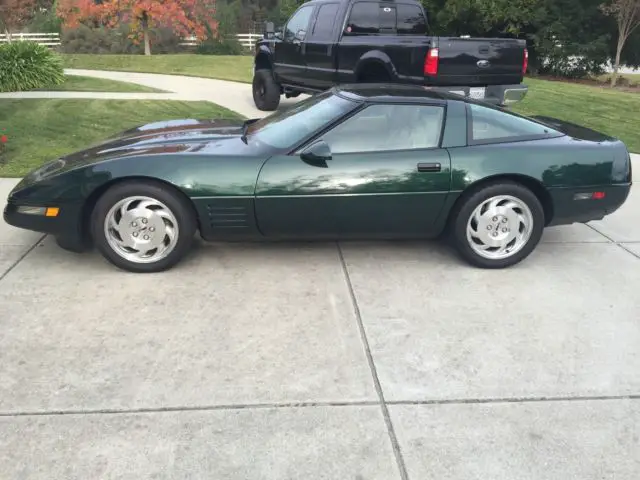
[264,21,275,38]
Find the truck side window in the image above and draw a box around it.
[310,3,339,41]
[396,4,427,35]
[284,6,314,41]
[346,2,396,35]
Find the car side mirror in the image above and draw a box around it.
[274,31,283,40]
[295,29,306,41]
[300,140,332,165]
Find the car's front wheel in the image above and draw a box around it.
[91,181,197,273]
[450,181,545,268]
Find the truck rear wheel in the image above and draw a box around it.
[252,69,281,111]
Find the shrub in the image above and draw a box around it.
[25,9,62,34]
[195,36,245,55]
[60,24,183,54]
[0,41,65,92]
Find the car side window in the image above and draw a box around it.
[469,103,558,144]
[321,104,444,154]
[309,3,339,41]
[284,6,314,41]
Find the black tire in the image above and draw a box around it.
[449,181,545,269]
[252,69,281,111]
[90,180,197,273]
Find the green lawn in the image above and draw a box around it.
[45,75,167,93]
[514,77,640,152]
[0,99,241,177]
[62,54,254,84]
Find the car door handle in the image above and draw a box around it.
[417,162,441,173]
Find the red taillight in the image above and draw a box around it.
[522,48,528,75]
[592,191,606,200]
[424,48,439,76]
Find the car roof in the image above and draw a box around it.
[332,83,462,105]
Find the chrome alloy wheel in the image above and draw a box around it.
[465,195,534,260]
[104,196,179,264]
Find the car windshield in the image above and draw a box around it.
[245,91,358,149]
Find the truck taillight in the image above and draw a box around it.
[424,48,439,76]
[523,48,528,75]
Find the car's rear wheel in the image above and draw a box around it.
[91,181,196,273]
[450,181,545,268]
[252,69,280,111]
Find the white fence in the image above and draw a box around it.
[0,32,61,46]
[179,33,262,49]
[0,32,263,50]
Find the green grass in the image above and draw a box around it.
[62,54,254,84]
[0,99,241,177]
[44,75,167,93]
[514,77,640,152]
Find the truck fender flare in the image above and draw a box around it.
[355,51,398,80]
[254,47,274,71]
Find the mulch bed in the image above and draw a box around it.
[532,75,640,93]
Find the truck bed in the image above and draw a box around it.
[337,35,525,87]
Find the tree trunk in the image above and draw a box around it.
[142,13,151,56]
[611,38,624,88]
[4,28,12,43]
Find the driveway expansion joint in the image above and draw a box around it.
[586,223,640,259]
[336,242,410,480]
[387,394,640,407]
[0,400,381,418]
[2,395,638,418]
[0,234,46,282]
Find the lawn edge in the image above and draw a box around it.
[64,67,252,85]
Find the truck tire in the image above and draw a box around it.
[252,69,281,111]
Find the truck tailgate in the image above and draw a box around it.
[432,37,526,86]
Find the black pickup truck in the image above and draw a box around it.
[252,0,529,111]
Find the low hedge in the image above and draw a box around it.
[0,41,65,92]
[60,24,183,54]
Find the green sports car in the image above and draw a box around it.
[3,84,633,273]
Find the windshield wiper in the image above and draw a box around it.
[240,118,259,145]
[240,120,250,145]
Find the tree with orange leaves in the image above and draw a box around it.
[56,0,218,55]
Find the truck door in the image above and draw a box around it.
[303,2,341,90]
[274,5,315,86]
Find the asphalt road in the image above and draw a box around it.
[1,72,639,479]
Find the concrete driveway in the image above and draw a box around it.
[1,74,639,479]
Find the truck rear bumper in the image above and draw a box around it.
[424,83,528,106]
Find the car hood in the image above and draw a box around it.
[84,117,248,159]
[531,115,617,143]
[20,118,256,186]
